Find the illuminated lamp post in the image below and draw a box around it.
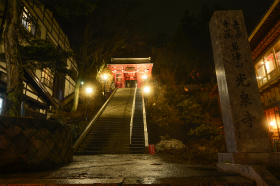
[143,86,150,113]
[86,87,92,121]
[81,81,85,118]
[103,74,108,99]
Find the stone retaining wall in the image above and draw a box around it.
[0,116,73,172]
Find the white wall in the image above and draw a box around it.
[0,0,78,107]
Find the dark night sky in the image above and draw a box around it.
[134,0,274,37]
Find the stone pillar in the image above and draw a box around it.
[113,73,117,88]
[122,72,125,88]
[136,72,142,88]
[209,10,280,165]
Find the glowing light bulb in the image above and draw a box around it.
[144,86,150,93]
[86,87,92,94]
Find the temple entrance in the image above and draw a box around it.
[126,80,137,88]
[107,58,153,88]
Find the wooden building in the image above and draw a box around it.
[108,58,153,88]
[249,0,280,140]
[0,0,78,118]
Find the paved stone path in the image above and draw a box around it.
[0,155,254,185]
[100,88,134,119]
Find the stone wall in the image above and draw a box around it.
[0,116,73,172]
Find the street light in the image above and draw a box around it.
[86,87,92,121]
[103,75,108,99]
[144,86,150,93]
[142,75,147,86]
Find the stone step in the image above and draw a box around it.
[131,134,144,138]
[131,145,145,148]
[79,144,130,148]
[132,132,144,134]
[82,139,129,142]
[84,135,130,138]
[131,141,144,144]
[74,151,130,155]
[92,123,130,126]
[83,138,130,142]
[83,136,130,139]
[131,137,144,139]
[88,131,130,134]
[130,146,145,150]
[83,139,130,143]
[91,126,130,128]
[78,147,130,152]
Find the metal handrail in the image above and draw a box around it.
[72,88,118,151]
[142,91,149,153]
[130,86,137,144]
[24,68,58,107]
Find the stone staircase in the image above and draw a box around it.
[75,118,130,155]
[130,89,145,154]
[74,88,145,155]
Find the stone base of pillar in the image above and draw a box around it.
[218,152,280,165]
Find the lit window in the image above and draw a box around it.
[276,50,280,68]
[21,7,36,36]
[265,53,276,74]
[41,68,54,89]
[257,61,266,79]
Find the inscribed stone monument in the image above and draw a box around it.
[209,10,279,164]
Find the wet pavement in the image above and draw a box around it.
[0,154,254,185]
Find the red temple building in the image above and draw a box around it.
[107,58,153,88]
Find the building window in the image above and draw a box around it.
[21,7,36,36]
[266,107,280,140]
[265,53,276,80]
[41,68,53,89]
[276,50,280,68]
[257,61,266,86]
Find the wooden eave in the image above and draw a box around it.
[249,0,280,62]
[110,57,151,64]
